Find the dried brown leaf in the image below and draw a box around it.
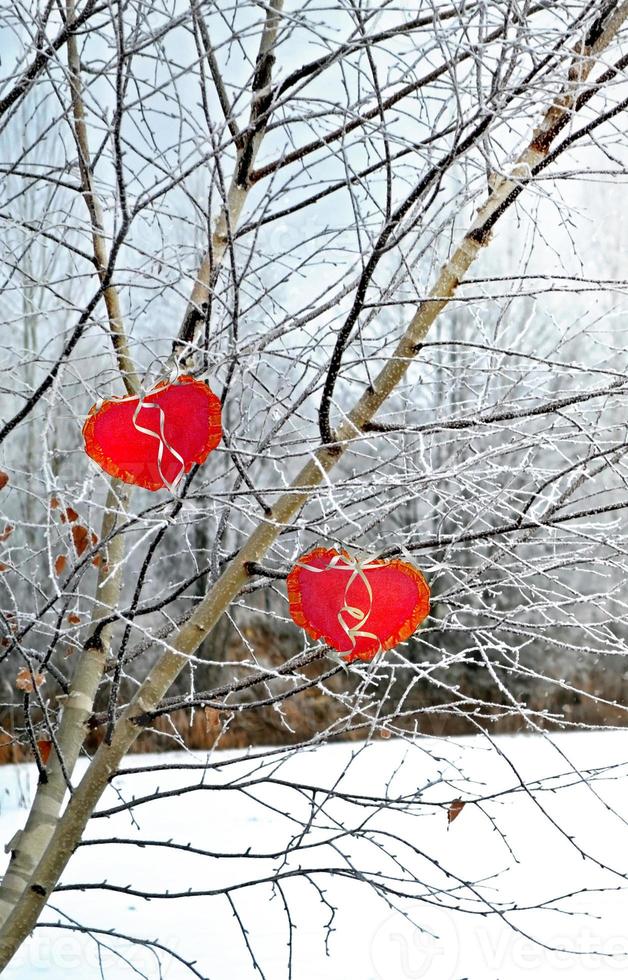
[71,525,89,556]
[447,799,466,827]
[54,554,67,576]
[15,668,44,693]
[36,739,52,765]
[204,707,221,732]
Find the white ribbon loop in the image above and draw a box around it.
[297,550,384,657]
[132,395,186,494]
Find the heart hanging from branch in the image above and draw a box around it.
[82,375,222,491]
[287,547,430,663]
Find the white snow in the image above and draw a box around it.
[2,730,628,980]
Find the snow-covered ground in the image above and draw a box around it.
[2,731,628,980]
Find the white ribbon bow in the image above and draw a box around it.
[297,550,385,656]
[131,393,186,494]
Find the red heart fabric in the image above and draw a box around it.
[287,547,430,663]
[82,376,222,491]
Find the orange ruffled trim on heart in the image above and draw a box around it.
[82,375,222,492]
[286,546,430,663]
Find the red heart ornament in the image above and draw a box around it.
[287,547,430,663]
[82,376,222,491]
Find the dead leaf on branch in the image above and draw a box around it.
[71,525,89,556]
[36,739,52,765]
[204,708,221,733]
[15,668,44,693]
[54,554,67,576]
[447,799,466,828]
